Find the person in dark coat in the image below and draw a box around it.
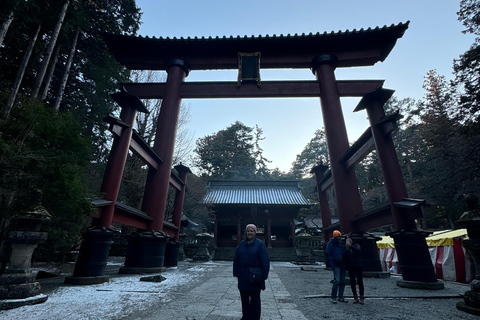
[344,235,365,304]
[325,230,347,303]
[233,224,270,320]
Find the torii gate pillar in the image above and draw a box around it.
[119,60,189,274]
[311,55,363,233]
[142,60,189,231]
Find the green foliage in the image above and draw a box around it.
[194,121,270,180]
[0,0,141,160]
[290,129,329,178]
[0,96,94,260]
[0,0,142,261]
[454,0,480,122]
[458,0,480,36]
[287,129,330,216]
[413,70,480,227]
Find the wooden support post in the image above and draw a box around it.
[356,88,440,286]
[311,164,333,243]
[171,164,191,241]
[99,93,141,229]
[359,89,415,231]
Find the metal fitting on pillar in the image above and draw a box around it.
[165,58,190,76]
[310,54,338,74]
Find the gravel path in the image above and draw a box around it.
[273,262,477,320]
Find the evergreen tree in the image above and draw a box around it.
[194,121,270,180]
[0,0,142,261]
[252,125,271,179]
[0,96,93,261]
[290,129,329,178]
[289,129,330,216]
[418,70,477,227]
[454,0,480,122]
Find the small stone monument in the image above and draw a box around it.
[456,194,480,315]
[0,189,51,310]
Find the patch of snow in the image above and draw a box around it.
[0,263,220,320]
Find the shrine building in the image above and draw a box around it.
[202,180,312,248]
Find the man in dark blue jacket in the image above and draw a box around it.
[233,224,270,320]
[325,230,347,303]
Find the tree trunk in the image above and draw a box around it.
[0,11,14,48]
[2,24,41,119]
[53,26,79,111]
[31,0,70,98]
[40,44,61,101]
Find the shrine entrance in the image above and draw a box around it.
[69,21,442,289]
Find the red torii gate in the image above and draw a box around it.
[68,21,441,288]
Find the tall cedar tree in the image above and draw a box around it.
[194,121,270,180]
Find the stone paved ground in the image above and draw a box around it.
[1,259,478,320]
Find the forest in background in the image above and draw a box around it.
[0,0,479,262]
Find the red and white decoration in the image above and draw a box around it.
[377,229,472,283]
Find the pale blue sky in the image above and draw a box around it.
[134,0,475,172]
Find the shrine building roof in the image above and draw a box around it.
[201,180,312,206]
[104,21,409,70]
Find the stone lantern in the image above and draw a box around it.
[0,189,51,310]
[456,194,480,315]
[177,233,187,261]
[295,232,314,264]
[193,233,213,261]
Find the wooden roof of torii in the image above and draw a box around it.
[103,21,409,71]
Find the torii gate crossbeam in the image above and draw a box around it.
[120,80,384,99]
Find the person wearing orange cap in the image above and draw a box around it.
[325,230,347,304]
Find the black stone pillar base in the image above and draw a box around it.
[65,227,114,285]
[118,231,167,274]
[164,241,180,267]
[389,229,444,289]
[352,233,389,278]
[396,279,444,290]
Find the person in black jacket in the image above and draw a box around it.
[344,235,365,304]
[233,224,270,320]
